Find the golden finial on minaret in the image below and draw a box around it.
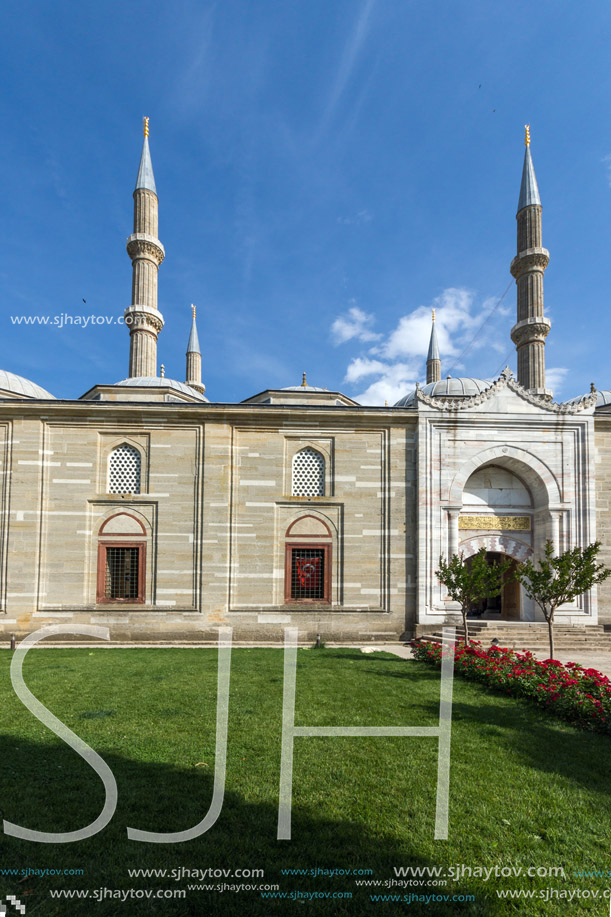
[301,372,307,387]
[160,363,165,378]
[143,116,150,138]
[432,308,435,322]
[191,303,196,319]
[524,124,530,147]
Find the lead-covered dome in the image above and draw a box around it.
[394,377,492,408]
[564,389,611,409]
[115,376,209,401]
[0,370,55,400]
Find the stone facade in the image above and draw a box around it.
[0,125,610,644]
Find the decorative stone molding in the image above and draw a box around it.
[510,317,551,347]
[458,534,534,563]
[124,305,165,335]
[126,233,165,266]
[415,366,597,414]
[510,247,550,277]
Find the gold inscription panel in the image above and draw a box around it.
[458,515,531,531]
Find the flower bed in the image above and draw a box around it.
[411,639,611,735]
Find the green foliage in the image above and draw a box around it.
[517,540,611,659]
[517,540,611,622]
[436,549,514,643]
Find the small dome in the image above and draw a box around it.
[564,389,611,408]
[281,384,328,392]
[0,370,55,400]
[115,377,209,402]
[394,377,492,408]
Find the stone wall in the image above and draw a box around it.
[0,402,418,644]
[594,416,611,625]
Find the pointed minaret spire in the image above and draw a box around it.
[135,117,157,194]
[185,305,205,394]
[510,125,552,398]
[125,118,165,378]
[517,124,540,211]
[426,309,441,384]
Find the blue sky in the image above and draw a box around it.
[1,0,610,404]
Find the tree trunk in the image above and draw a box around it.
[546,614,555,659]
[462,608,469,644]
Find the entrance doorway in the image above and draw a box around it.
[467,552,521,621]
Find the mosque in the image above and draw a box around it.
[1,121,610,643]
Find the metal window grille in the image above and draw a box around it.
[290,548,325,600]
[108,444,141,494]
[292,448,325,496]
[105,547,139,599]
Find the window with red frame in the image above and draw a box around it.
[97,543,145,603]
[285,545,330,603]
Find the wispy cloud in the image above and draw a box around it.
[331,305,382,344]
[321,0,377,128]
[603,154,611,188]
[337,209,373,225]
[545,366,569,394]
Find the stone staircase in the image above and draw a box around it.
[416,622,611,655]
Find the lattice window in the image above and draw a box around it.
[108,444,141,494]
[105,547,140,599]
[290,548,326,600]
[292,448,325,497]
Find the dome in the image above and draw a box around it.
[394,377,492,408]
[114,377,209,402]
[564,389,611,408]
[281,384,328,393]
[0,370,55,400]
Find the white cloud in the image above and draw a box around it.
[334,285,517,406]
[603,154,611,188]
[331,306,382,345]
[344,359,418,405]
[382,288,477,361]
[344,357,389,382]
[545,367,569,394]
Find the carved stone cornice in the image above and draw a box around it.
[124,305,165,335]
[126,233,165,265]
[510,316,551,347]
[510,247,550,278]
[415,367,598,414]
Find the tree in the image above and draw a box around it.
[436,549,515,644]
[516,540,611,659]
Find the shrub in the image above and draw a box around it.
[411,639,611,735]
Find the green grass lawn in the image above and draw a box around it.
[0,647,609,916]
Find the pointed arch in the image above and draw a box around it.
[292,447,325,497]
[108,443,142,495]
[448,445,560,507]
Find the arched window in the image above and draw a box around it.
[292,448,325,497]
[97,513,146,604]
[284,515,332,605]
[108,444,141,494]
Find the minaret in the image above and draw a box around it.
[125,118,165,378]
[426,309,441,384]
[510,125,551,397]
[185,305,205,394]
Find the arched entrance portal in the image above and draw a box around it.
[465,552,521,620]
[460,534,535,621]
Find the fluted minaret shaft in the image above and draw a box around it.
[125,118,165,378]
[510,126,551,398]
[426,310,441,384]
[185,305,206,394]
